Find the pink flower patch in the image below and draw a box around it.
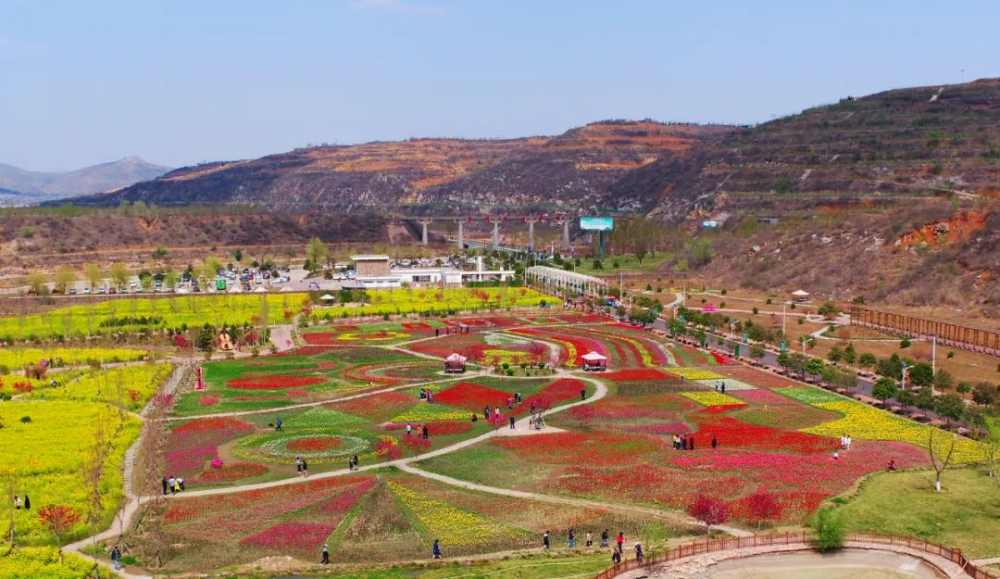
[199,394,220,406]
[239,521,336,552]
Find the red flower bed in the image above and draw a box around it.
[166,417,255,476]
[402,322,433,330]
[231,395,285,402]
[286,389,310,398]
[689,405,839,454]
[517,378,585,414]
[434,382,512,411]
[274,345,335,357]
[710,351,737,365]
[330,391,416,421]
[287,437,343,452]
[198,394,219,406]
[600,368,679,382]
[227,375,325,390]
[494,430,662,466]
[240,521,337,553]
[195,462,268,482]
[402,436,432,451]
[302,332,338,345]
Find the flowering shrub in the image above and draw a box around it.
[666,368,725,380]
[434,382,512,411]
[375,437,402,461]
[802,400,984,463]
[681,391,746,407]
[227,375,325,390]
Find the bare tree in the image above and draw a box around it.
[927,429,957,492]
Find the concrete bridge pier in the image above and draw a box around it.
[419,220,431,245]
[562,219,571,251]
[492,221,500,249]
[527,219,537,251]
[456,220,464,249]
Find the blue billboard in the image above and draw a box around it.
[579,216,614,231]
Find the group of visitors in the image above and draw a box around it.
[541,529,642,564]
[672,433,695,451]
[405,422,431,439]
[714,381,727,394]
[295,457,310,477]
[12,495,30,510]
[347,454,360,471]
[419,389,436,403]
[162,475,185,494]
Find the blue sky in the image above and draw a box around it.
[1,0,997,170]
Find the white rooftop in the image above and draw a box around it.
[351,254,391,261]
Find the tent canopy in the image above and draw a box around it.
[320,293,335,301]
[791,290,809,297]
[445,353,467,363]
[581,352,607,362]
[253,286,268,293]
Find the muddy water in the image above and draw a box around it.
[706,550,946,579]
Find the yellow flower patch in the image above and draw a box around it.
[665,368,725,380]
[681,391,746,407]
[389,482,527,546]
[803,400,984,463]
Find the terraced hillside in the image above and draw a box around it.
[58,121,734,214]
[642,78,1000,222]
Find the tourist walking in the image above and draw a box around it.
[302,459,309,477]
[600,529,610,548]
[168,475,176,494]
[568,528,576,548]
[23,495,29,510]
[173,478,182,493]
[433,539,442,559]
[720,383,726,394]
[406,423,412,436]
[586,531,593,547]
[111,546,121,571]
[689,435,695,451]
[422,424,429,439]
[178,477,185,491]
[296,457,303,476]
[275,416,283,431]
[543,530,550,550]
[161,476,168,495]
[485,405,491,420]
[612,550,621,565]
[13,497,19,510]
[634,541,644,561]
[321,543,330,564]
[509,415,516,429]
[711,435,718,449]
[580,387,586,401]
[616,532,625,553]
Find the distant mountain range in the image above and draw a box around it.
[0,157,172,204]
[56,78,1000,222]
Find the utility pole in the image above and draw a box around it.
[782,302,787,336]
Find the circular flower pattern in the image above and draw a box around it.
[236,433,370,464]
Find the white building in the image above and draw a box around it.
[346,255,514,288]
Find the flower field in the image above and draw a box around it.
[681,391,746,407]
[388,481,531,549]
[801,400,985,463]
[166,416,257,477]
[775,386,844,404]
[433,381,512,410]
[0,288,556,341]
[0,400,141,544]
[0,347,147,369]
[29,364,174,411]
[665,367,725,381]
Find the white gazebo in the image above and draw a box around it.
[791,289,810,303]
[444,353,467,374]
[581,351,607,372]
[320,293,335,303]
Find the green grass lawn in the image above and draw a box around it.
[223,551,611,579]
[836,467,1000,558]
[570,253,671,276]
